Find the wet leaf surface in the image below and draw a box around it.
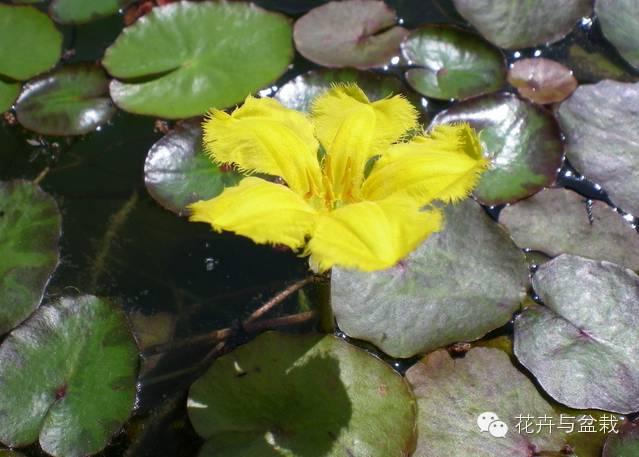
[603,419,639,457]
[144,119,242,216]
[402,25,505,100]
[406,348,566,457]
[499,188,639,270]
[293,0,407,69]
[452,0,592,49]
[15,64,116,136]
[50,0,128,24]
[331,199,528,358]
[0,295,139,457]
[103,2,293,118]
[0,180,61,335]
[557,80,639,215]
[432,93,564,205]
[595,0,639,70]
[507,58,577,104]
[188,331,416,457]
[0,4,62,80]
[515,254,639,413]
[0,79,20,112]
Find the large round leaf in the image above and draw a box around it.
[15,64,116,136]
[603,420,639,457]
[293,0,408,69]
[0,180,61,335]
[557,80,639,215]
[507,58,577,104]
[406,348,566,457]
[452,0,592,49]
[0,5,62,80]
[432,93,564,205]
[103,1,293,118]
[0,295,139,457]
[595,0,639,70]
[188,331,416,457]
[50,0,128,24]
[331,199,528,358]
[515,254,639,413]
[401,25,505,100]
[0,79,20,112]
[144,119,242,216]
[500,188,639,270]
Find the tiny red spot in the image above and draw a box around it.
[55,384,67,400]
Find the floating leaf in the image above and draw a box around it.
[401,25,505,100]
[432,93,563,205]
[331,199,528,358]
[0,5,62,80]
[144,120,242,216]
[566,44,638,84]
[500,188,639,270]
[406,348,566,457]
[507,58,577,104]
[0,180,61,335]
[515,254,639,413]
[595,0,639,70]
[557,80,639,215]
[293,0,408,69]
[0,451,26,457]
[0,79,20,112]
[603,420,639,457]
[188,331,416,457]
[452,0,592,49]
[14,64,116,136]
[50,0,128,24]
[103,2,293,118]
[0,295,139,457]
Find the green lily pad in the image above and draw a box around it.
[557,80,639,215]
[0,79,20,112]
[331,199,528,358]
[50,0,129,24]
[595,0,639,70]
[452,0,592,49]
[144,119,242,216]
[0,295,139,457]
[188,331,416,457]
[500,188,639,270]
[0,180,61,335]
[14,64,116,136]
[103,2,293,118]
[515,254,639,413]
[406,348,566,457]
[401,25,505,100]
[432,93,564,205]
[293,0,408,69]
[507,58,577,104]
[603,420,639,457]
[0,4,62,80]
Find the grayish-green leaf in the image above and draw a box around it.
[50,0,129,24]
[515,254,639,413]
[331,199,528,358]
[603,420,639,457]
[596,0,639,70]
[500,188,639,270]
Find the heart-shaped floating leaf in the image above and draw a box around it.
[557,80,639,215]
[144,119,242,216]
[49,0,128,24]
[432,93,564,205]
[507,58,577,104]
[603,420,639,457]
[0,79,20,112]
[406,348,566,457]
[0,180,61,335]
[500,188,639,270]
[0,5,62,80]
[452,0,592,49]
[595,0,639,70]
[188,331,416,457]
[0,295,139,457]
[293,0,408,69]
[401,25,505,100]
[331,199,528,358]
[103,2,293,118]
[15,64,116,136]
[515,254,639,413]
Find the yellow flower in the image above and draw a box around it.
[189,84,488,272]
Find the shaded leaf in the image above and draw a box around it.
[595,0,639,70]
[603,419,639,457]
[507,58,577,104]
[0,79,20,112]
[566,44,638,84]
[50,0,129,24]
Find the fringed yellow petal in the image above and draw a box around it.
[188,177,318,249]
[362,123,489,204]
[202,96,323,198]
[306,198,442,272]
